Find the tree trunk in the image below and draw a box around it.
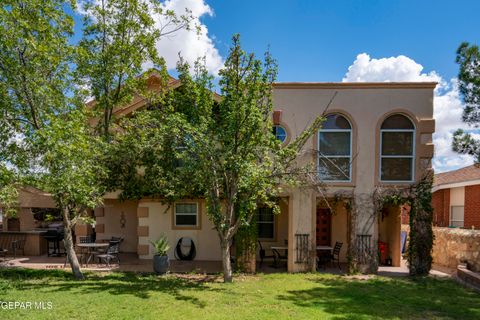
[220,238,233,283]
[62,207,84,280]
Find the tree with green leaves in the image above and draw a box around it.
[108,35,324,282]
[452,42,480,162]
[37,111,106,280]
[0,0,190,279]
[0,0,92,278]
[76,0,194,139]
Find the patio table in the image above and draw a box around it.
[316,246,333,251]
[316,245,333,269]
[270,246,288,251]
[77,243,109,266]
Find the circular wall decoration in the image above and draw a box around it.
[273,125,287,143]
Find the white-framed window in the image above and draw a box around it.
[174,203,198,227]
[273,125,287,143]
[318,114,352,182]
[380,114,415,182]
[450,206,464,228]
[257,207,275,239]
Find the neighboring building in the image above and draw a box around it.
[433,165,480,229]
[0,187,57,256]
[1,74,437,272]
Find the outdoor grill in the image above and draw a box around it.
[42,226,64,257]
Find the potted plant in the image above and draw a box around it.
[150,235,170,274]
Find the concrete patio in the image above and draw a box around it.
[0,254,453,277]
[0,253,223,273]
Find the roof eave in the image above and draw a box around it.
[273,82,438,89]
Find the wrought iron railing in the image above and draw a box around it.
[356,234,373,264]
[295,233,310,264]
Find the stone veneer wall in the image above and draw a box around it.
[432,227,480,272]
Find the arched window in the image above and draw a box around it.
[273,125,287,143]
[380,114,415,182]
[318,114,352,181]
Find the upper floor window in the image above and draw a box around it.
[380,114,415,182]
[273,125,287,143]
[318,114,352,181]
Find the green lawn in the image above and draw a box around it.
[0,268,479,320]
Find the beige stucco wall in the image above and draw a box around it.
[95,200,138,253]
[91,83,434,273]
[16,188,56,208]
[4,208,38,232]
[287,188,317,272]
[274,83,435,271]
[450,186,465,206]
[273,85,435,191]
[137,200,221,260]
[18,208,37,231]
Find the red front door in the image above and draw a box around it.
[316,208,331,246]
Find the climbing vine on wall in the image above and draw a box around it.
[372,170,434,276]
[408,171,434,276]
[235,213,258,273]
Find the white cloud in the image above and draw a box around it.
[343,53,473,173]
[77,0,223,75]
[155,0,223,74]
[343,53,442,84]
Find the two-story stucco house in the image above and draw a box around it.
[2,73,435,272]
[89,75,435,272]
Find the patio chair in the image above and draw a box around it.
[0,248,7,260]
[323,242,343,269]
[110,236,124,243]
[108,237,124,262]
[96,242,120,267]
[258,241,275,267]
[272,248,288,268]
[92,237,124,263]
[11,239,25,259]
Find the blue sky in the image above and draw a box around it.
[74,0,480,172]
[205,0,480,82]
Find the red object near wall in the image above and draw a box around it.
[272,110,282,125]
[378,241,388,265]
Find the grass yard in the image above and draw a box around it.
[0,268,479,320]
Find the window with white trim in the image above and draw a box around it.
[450,206,464,228]
[318,114,352,181]
[257,207,274,239]
[380,114,415,182]
[174,203,198,227]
